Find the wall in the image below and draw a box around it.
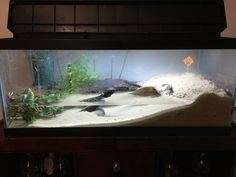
[221,0,236,37]
[0,0,12,38]
[0,0,236,38]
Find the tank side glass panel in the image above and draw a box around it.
[0,50,235,128]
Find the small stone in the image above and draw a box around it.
[158,84,173,95]
[133,86,160,96]
[95,108,105,117]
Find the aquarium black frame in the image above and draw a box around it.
[1,35,236,49]
[1,36,236,137]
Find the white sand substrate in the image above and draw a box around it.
[27,92,191,127]
[8,73,233,128]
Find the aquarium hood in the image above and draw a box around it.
[7,0,227,40]
[2,0,235,49]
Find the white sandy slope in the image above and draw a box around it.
[9,73,233,128]
[140,72,227,100]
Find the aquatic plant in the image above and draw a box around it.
[8,88,64,124]
[65,64,75,93]
[9,89,40,123]
[58,59,97,94]
[40,105,64,118]
[35,92,62,105]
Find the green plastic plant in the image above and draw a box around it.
[8,88,64,124]
[40,105,64,118]
[17,88,40,123]
[35,92,62,105]
[58,59,97,94]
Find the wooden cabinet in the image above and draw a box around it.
[0,150,234,177]
[75,152,156,177]
[0,131,235,177]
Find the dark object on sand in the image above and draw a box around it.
[80,105,101,112]
[80,79,141,93]
[80,105,105,116]
[101,88,115,98]
[81,88,115,102]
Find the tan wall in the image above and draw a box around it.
[0,0,236,38]
[0,0,12,38]
[221,0,236,37]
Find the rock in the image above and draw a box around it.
[95,108,105,117]
[157,84,173,95]
[133,86,160,96]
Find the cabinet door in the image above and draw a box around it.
[75,152,156,177]
[117,152,156,177]
[76,152,115,177]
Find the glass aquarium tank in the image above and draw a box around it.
[0,49,235,128]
